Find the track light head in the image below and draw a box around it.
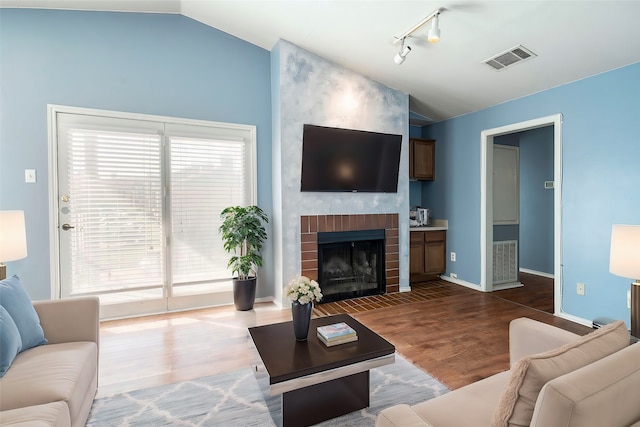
[394,39,411,65]
[428,13,441,43]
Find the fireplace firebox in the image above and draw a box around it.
[317,229,385,303]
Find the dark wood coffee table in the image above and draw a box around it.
[249,313,395,426]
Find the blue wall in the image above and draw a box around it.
[519,126,554,274]
[0,9,273,299]
[423,61,640,325]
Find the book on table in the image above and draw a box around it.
[317,322,358,346]
[317,331,358,347]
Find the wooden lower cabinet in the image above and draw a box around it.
[410,230,446,283]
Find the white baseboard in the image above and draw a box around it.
[257,296,281,309]
[519,268,554,279]
[439,275,483,291]
[493,281,523,290]
[555,311,592,327]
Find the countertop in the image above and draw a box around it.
[410,226,447,232]
[409,219,448,232]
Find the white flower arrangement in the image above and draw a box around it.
[285,275,323,305]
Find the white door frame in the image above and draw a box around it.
[480,114,563,315]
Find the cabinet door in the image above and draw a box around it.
[424,240,446,274]
[410,139,435,180]
[493,145,519,225]
[409,232,425,275]
[424,231,446,275]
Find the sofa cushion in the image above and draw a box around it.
[376,404,436,427]
[410,370,510,427]
[491,320,629,427]
[531,342,640,427]
[0,275,47,351]
[0,401,70,427]
[0,341,98,423]
[0,305,22,377]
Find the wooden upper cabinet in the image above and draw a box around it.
[409,138,435,180]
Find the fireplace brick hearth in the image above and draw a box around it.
[300,213,399,295]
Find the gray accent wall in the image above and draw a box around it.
[271,40,410,306]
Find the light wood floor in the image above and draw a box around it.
[97,275,589,397]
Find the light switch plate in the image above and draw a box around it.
[25,169,37,183]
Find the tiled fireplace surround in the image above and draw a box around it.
[300,213,400,295]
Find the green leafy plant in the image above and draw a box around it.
[219,205,268,280]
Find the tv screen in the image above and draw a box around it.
[300,124,402,193]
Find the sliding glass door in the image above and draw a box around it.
[52,107,256,318]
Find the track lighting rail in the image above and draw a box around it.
[393,8,443,44]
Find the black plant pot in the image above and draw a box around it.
[233,277,257,311]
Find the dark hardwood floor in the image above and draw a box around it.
[493,271,554,314]
[98,274,588,397]
[316,276,585,390]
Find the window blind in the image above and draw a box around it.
[56,111,256,299]
[58,114,164,293]
[169,133,251,284]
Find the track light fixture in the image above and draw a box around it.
[428,12,441,43]
[394,38,411,65]
[393,8,443,64]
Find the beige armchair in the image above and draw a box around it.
[376,317,640,427]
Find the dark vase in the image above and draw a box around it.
[291,301,313,341]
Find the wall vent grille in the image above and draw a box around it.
[493,240,518,284]
[483,45,536,71]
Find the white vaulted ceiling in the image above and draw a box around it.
[3,0,640,123]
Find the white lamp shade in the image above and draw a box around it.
[0,211,28,262]
[609,224,640,279]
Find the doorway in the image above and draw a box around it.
[480,114,563,315]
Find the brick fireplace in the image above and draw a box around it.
[300,213,399,298]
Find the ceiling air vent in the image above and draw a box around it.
[483,45,536,71]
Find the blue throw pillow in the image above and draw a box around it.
[0,305,22,377]
[0,275,47,351]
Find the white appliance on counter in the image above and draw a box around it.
[409,207,430,227]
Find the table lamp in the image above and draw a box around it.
[609,224,640,338]
[0,210,28,280]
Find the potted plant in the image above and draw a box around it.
[219,205,268,311]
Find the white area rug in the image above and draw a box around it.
[87,353,448,426]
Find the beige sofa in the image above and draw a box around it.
[0,297,99,427]
[377,317,640,427]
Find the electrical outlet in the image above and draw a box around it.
[450,252,456,262]
[576,283,586,296]
[450,273,457,279]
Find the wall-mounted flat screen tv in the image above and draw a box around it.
[300,124,402,193]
